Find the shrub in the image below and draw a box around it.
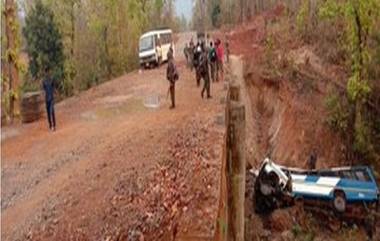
[23,0,66,95]
[325,92,349,132]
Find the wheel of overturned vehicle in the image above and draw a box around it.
[260,182,273,196]
[333,191,346,213]
[268,171,279,187]
[259,172,279,196]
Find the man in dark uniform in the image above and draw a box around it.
[166,48,178,109]
[189,38,195,71]
[198,42,211,99]
[43,68,56,131]
[193,42,202,87]
[208,41,217,82]
[183,43,189,66]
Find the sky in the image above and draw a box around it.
[175,0,193,20]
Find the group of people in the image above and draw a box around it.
[166,36,227,110]
[184,37,226,85]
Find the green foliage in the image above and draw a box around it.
[291,224,303,237]
[347,73,371,102]
[23,0,66,93]
[318,0,380,163]
[296,0,309,36]
[291,224,315,241]
[353,111,374,158]
[211,4,221,28]
[325,92,349,132]
[20,80,40,93]
[319,0,344,20]
[45,0,180,93]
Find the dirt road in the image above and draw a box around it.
[1,32,226,241]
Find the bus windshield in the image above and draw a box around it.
[139,36,154,52]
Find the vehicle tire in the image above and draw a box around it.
[259,182,273,196]
[333,190,346,213]
[259,171,279,196]
[269,171,281,194]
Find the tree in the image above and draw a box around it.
[211,1,221,28]
[2,0,21,122]
[319,0,380,163]
[178,14,188,32]
[23,0,66,94]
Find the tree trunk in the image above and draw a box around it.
[240,0,244,23]
[4,0,20,123]
[103,26,112,77]
[70,0,75,57]
[351,3,365,165]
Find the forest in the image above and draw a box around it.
[1,0,187,122]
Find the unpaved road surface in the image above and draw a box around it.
[1,32,226,241]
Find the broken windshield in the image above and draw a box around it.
[139,36,153,52]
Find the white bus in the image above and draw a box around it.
[139,28,174,68]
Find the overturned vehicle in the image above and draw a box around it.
[254,158,380,219]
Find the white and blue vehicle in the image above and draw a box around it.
[255,159,380,215]
[286,165,379,213]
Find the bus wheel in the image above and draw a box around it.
[333,190,346,213]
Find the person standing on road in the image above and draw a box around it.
[166,49,178,109]
[42,68,56,131]
[193,42,202,87]
[189,38,195,71]
[199,42,211,99]
[183,43,189,66]
[225,36,230,63]
[216,39,224,82]
[208,41,217,82]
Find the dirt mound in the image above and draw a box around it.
[228,18,265,57]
